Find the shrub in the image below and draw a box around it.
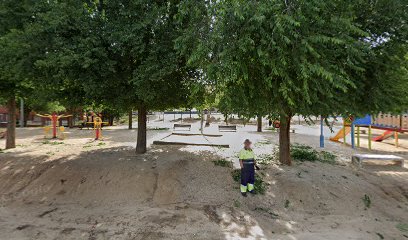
[362,194,371,209]
[290,144,336,164]
[212,159,231,167]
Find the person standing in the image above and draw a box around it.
[239,139,256,197]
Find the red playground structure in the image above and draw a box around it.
[36,113,71,139]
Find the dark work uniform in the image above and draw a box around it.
[239,148,255,193]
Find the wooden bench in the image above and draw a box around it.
[218,125,237,132]
[173,124,191,131]
[352,154,404,168]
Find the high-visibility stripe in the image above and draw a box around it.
[240,185,247,193]
[248,184,254,192]
[242,159,254,164]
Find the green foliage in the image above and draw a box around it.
[180,0,408,164]
[231,169,267,195]
[362,194,371,209]
[42,140,64,145]
[212,159,231,168]
[290,144,336,164]
[257,154,277,165]
[396,223,408,233]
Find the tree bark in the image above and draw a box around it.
[205,110,210,127]
[200,110,204,134]
[136,104,147,154]
[128,110,133,129]
[23,107,30,127]
[279,114,292,165]
[224,113,228,125]
[6,96,16,149]
[257,115,262,132]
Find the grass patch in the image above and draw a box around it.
[42,140,64,145]
[362,194,371,209]
[82,144,93,148]
[291,144,336,164]
[231,169,267,195]
[212,159,231,167]
[0,148,3,153]
[257,153,277,165]
[97,142,106,146]
[396,223,408,232]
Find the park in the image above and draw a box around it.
[1,1,408,240]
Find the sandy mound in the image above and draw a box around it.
[0,126,407,239]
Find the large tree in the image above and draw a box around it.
[33,0,194,153]
[180,0,408,165]
[0,0,43,149]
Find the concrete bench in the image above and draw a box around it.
[173,124,191,131]
[352,154,404,168]
[218,125,237,132]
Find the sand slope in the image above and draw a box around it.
[0,127,407,239]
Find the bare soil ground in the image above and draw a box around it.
[0,124,408,240]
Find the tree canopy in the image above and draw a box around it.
[179,0,408,164]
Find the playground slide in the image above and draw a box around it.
[330,127,351,141]
[373,130,394,142]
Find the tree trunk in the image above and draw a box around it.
[257,115,262,132]
[136,104,147,154]
[205,111,210,127]
[23,108,30,127]
[128,110,133,129]
[224,113,228,125]
[279,114,292,165]
[6,96,16,149]
[200,110,204,134]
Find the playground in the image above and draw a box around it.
[1,114,408,240]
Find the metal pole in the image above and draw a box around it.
[351,124,355,149]
[20,98,24,127]
[368,125,372,150]
[357,126,360,147]
[320,116,324,148]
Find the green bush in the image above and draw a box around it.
[290,144,336,164]
[231,169,267,195]
[362,194,371,209]
[212,159,231,167]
